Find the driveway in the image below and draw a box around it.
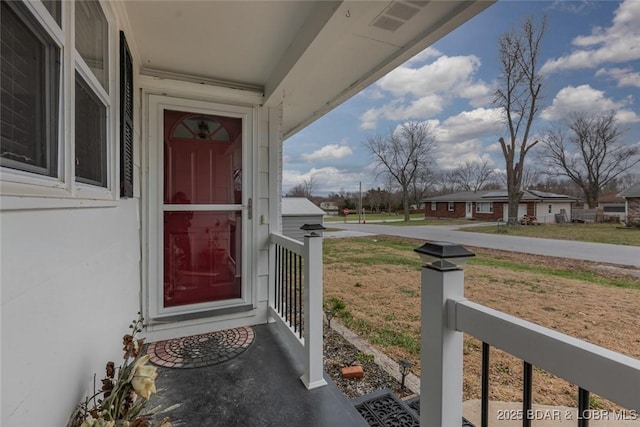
[327,223,640,268]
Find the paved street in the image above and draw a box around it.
[326,223,640,267]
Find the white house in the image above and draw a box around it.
[0,1,495,425]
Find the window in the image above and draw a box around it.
[75,72,107,187]
[476,202,493,213]
[1,0,116,198]
[75,0,109,189]
[75,0,109,90]
[548,204,552,214]
[448,201,455,211]
[0,1,60,177]
[431,201,436,211]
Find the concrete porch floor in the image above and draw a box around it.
[146,323,368,427]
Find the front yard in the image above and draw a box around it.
[323,235,640,410]
[461,222,640,246]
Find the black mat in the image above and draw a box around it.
[353,389,475,427]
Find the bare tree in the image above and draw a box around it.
[302,175,315,198]
[286,175,316,198]
[433,169,459,194]
[450,160,496,192]
[496,166,541,192]
[617,172,640,192]
[286,184,306,197]
[366,187,389,214]
[364,121,437,221]
[410,167,436,207]
[494,15,546,223]
[539,112,640,208]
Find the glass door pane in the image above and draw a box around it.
[163,110,243,307]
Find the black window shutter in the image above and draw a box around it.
[119,30,134,198]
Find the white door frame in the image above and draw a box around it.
[144,93,255,320]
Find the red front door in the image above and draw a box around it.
[162,110,243,307]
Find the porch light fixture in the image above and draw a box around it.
[414,241,475,270]
[399,359,412,390]
[197,119,210,139]
[324,310,334,328]
[300,223,326,237]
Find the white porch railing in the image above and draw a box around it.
[419,243,640,427]
[269,230,327,390]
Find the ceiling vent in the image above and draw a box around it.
[371,1,428,32]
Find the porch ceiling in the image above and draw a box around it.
[123,0,493,138]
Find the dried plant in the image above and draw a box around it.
[68,314,170,427]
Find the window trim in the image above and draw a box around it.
[0,0,118,205]
[447,201,455,212]
[430,201,436,211]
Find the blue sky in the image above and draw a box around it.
[283,0,640,196]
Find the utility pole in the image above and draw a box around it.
[358,181,362,224]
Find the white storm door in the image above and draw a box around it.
[147,94,253,319]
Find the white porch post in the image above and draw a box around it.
[300,227,328,389]
[416,242,473,427]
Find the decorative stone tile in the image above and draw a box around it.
[146,326,255,369]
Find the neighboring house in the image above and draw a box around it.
[598,193,627,221]
[320,201,340,216]
[619,183,640,227]
[423,190,577,223]
[0,1,495,425]
[282,197,325,242]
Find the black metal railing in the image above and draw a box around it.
[274,243,304,339]
[479,343,595,427]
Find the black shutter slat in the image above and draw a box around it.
[119,30,134,198]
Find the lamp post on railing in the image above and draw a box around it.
[414,241,475,427]
[300,224,328,390]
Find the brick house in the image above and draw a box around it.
[423,190,577,223]
[619,183,640,227]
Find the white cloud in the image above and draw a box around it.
[301,144,353,161]
[358,54,492,129]
[433,139,493,171]
[541,84,639,123]
[359,96,445,130]
[283,167,372,195]
[404,47,442,65]
[595,67,640,88]
[548,1,598,15]
[614,109,640,124]
[366,89,386,100]
[486,142,503,153]
[431,108,504,143]
[377,55,482,97]
[542,0,640,74]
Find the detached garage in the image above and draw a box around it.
[282,198,325,242]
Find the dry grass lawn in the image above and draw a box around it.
[323,235,640,410]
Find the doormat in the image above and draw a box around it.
[352,389,475,427]
[146,326,254,369]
